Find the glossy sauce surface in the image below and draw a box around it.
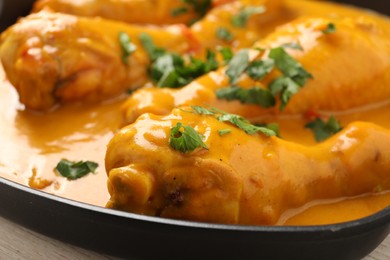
[1,0,390,225]
[0,67,122,206]
[2,64,390,224]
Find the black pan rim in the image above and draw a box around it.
[1,1,390,259]
[2,175,390,234]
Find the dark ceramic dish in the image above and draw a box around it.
[0,1,390,259]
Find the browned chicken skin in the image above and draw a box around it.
[106,107,390,225]
[191,0,285,49]
[123,15,390,124]
[33,0,209,25]
[1,0,390,227]
[0,0,288,111]
[0,11,195,110]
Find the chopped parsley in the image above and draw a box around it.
[255,122,281,137]
[269,47,313,87]
[55,159,98,180]
[191,105,215,115]
[225,49,250,84]
[139,33,218,88]
[118,32,137,65]
[171,0,212,24]
[246,59,275,81]
[216,86,275,108]
[185,0,212,19]
[218,47,234,64]
[216,27,233,42]
[139,33,166,61]
[218,113,275,136]
[281,42,304,51]
[231,6,266,28]
[322,23,336,34]
[169,122,208,153]
[218,129,232,136]
[269,76,301,110]
[171,7,189,17]
[191,106,276,137]
[267,47,312,110]
[305,116,342,142]
[220,45,312,110]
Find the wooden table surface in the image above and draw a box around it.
[0,215,389,260]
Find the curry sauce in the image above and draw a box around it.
[1,0,390,225]
[2,67,390,225]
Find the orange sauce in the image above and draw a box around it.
[1,0,390,225]
[280,192,390,226]
[2,64,390,224]
[0,67,123,206]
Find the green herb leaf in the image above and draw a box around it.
[281,42,304,51]
[204,49,219,72]
[322,23,336,34]
[173,0,212,24]
[255,122,281,137]
[246,59,274,81]
[231,6,266,28]
[153,52,218,88]
[185,0,212,16]
[139,33,166,61]
[218,47,234,64]
[150,53,184,88]
[216,86,275,108]
[142,33,219,88]
[169,122,208,153]
[158,70,182,88]
[217,113,275,136]
[119,32,137,65]
[190,106,276,137]
[217,45,312,111]
[253,47,265,52]
[305,116,342,142]
[226,49,250,84]
[218,129,232,136]
[191,105,216,115]
[269,47,313,86]
[216,27,233,42]
[171,7,189,17]
[55,159,98,180]
[269,76,301,110]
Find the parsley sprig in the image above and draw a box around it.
[216,27,234,42]
[55,159,98,180]
[218,129,232,136]
[139,33,218,88]
[218,47,234,64]
[191,106,276,137]
[171,0,212,25]
[246,58,275,80]
[219,45,313,110]
[225,49,250,84]
[269,47,312,87]
[322,23,336,34]
[231,6,266,28]
[118,32,137,65]
[216,86,275,108]
[169,122,208,153]
[305,116,342,142]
